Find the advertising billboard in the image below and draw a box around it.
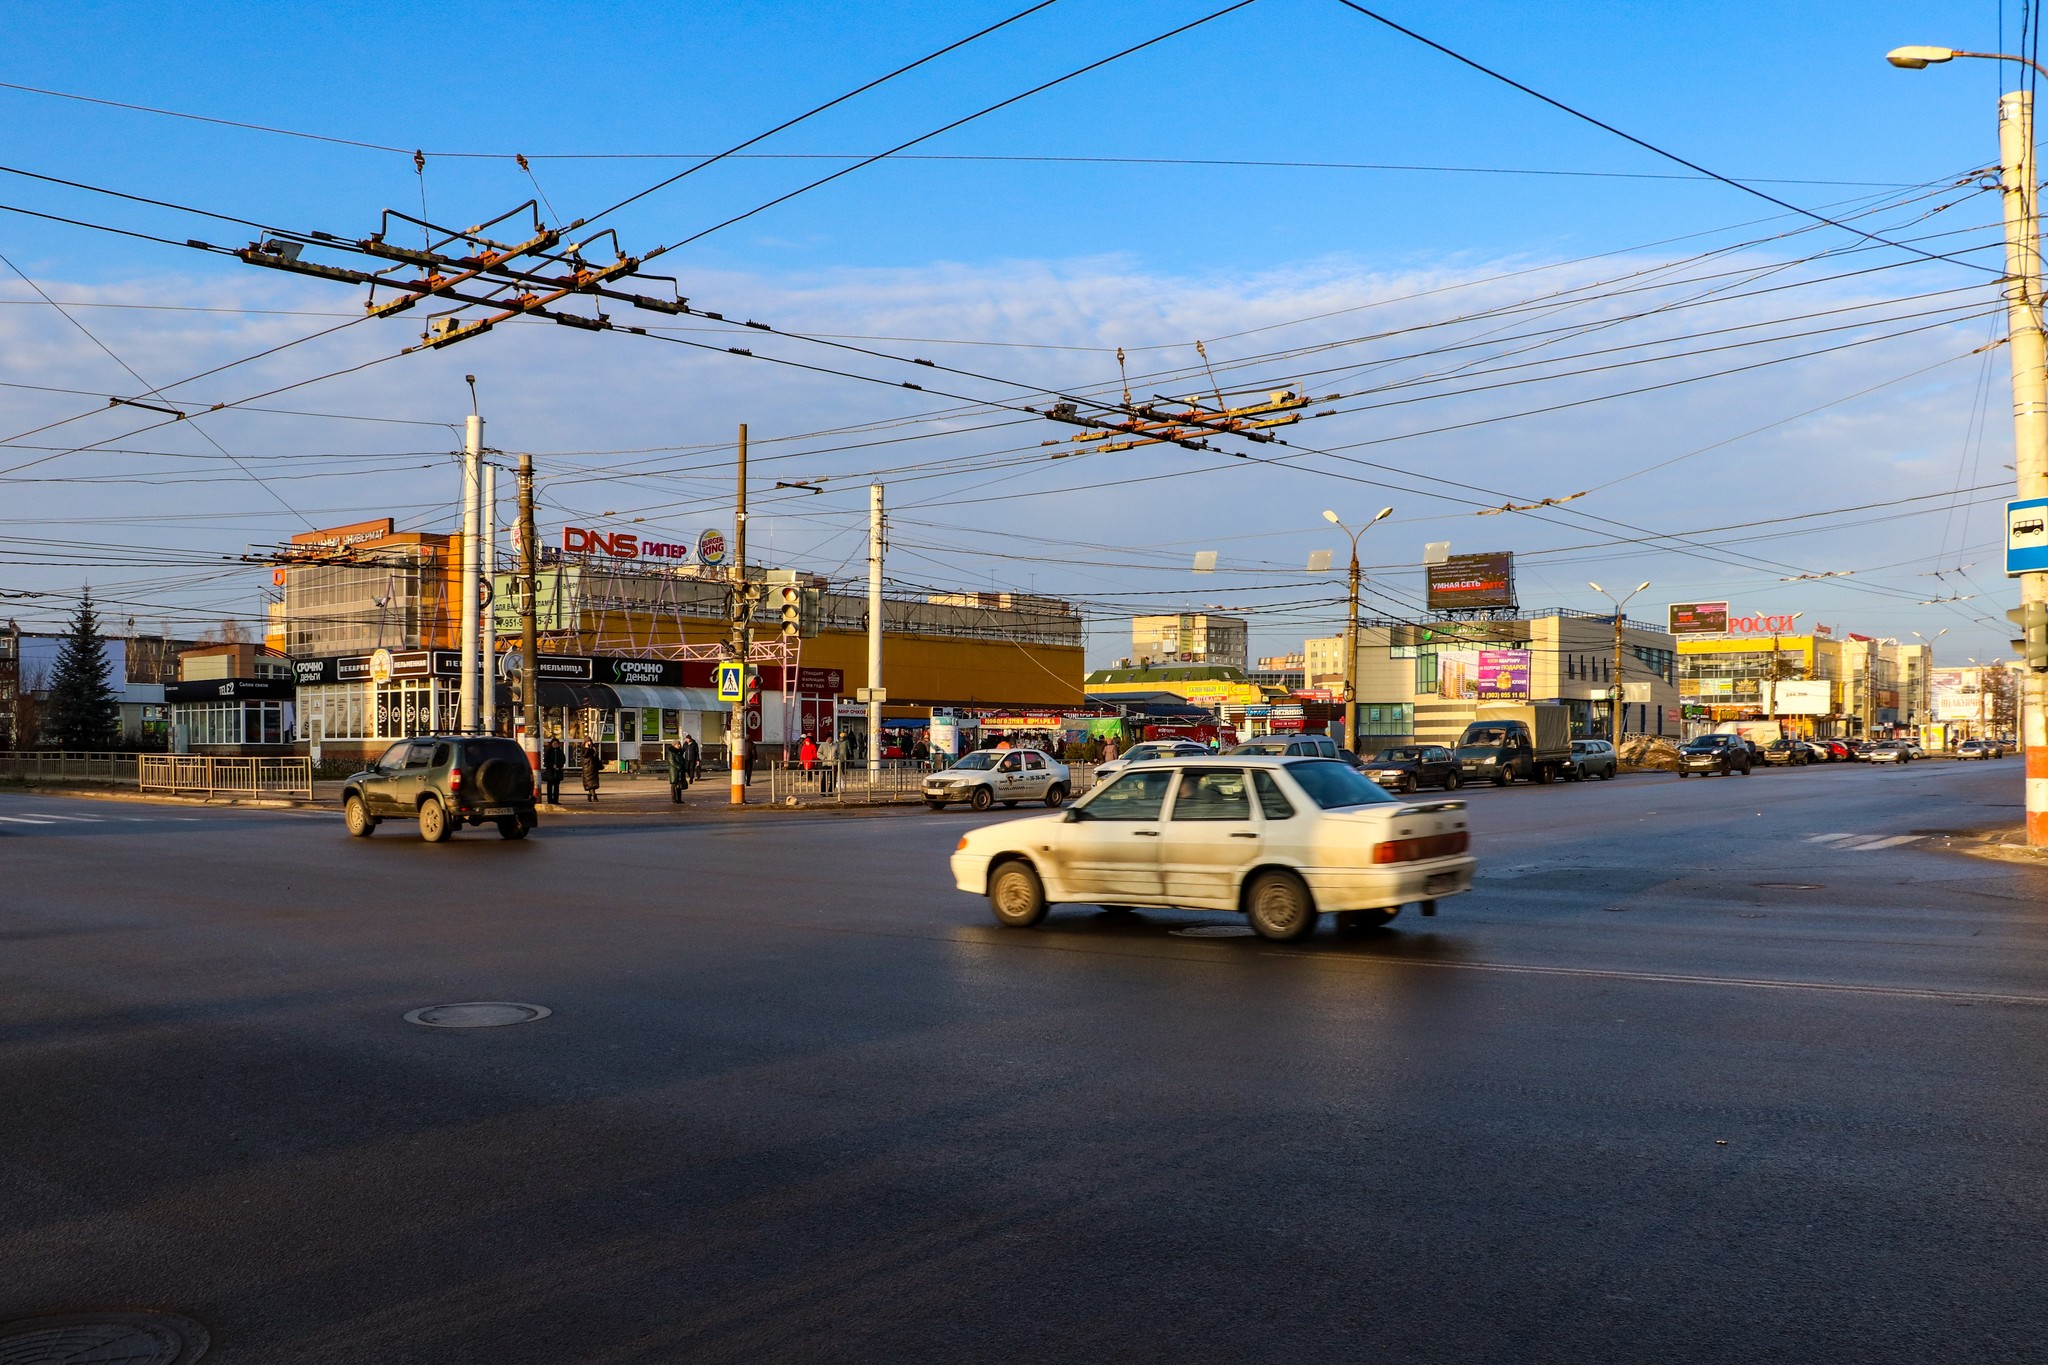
[491,566,578,634]
[1426,552,1516,611]
[1929,669,1980,721]
[1667,601,1729,635]
[1762,680,1830,716]
[1438,648,1531,700]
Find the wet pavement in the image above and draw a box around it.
[1,759,2043,1362]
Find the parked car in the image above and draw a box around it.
[343,735,539,841]
[951,756,1475,941]
[1814,739,1851,762]
[1900,740,1929,760]
[1228,735,1339,760]
[1865,741,1911,764]
[1955,739,1999,759]
[1676,735,1752,777]
[1094,740,1208,783]
[1568,738,1618,780]
[1363,744,1463,793]
[924,748,1072,811]
[1762,739,1812,767]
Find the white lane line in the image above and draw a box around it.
[30,813,105,822]
[1805,833,1859,843]
[0,815,61,824]
[1852,834,1924,850]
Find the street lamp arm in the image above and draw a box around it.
[1889,45,2048,81]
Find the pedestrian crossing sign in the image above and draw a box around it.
[716,661,744,703]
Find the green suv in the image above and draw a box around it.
[342,736,539,842]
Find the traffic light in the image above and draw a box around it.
[744,668,762,707]
[778,583,803,639]
[800,585,824,638]
[2010,601,2048,671]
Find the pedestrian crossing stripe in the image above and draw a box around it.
[1804,832,1925,850]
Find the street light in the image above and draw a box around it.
[1587,581,1651,745]
[1890,43,2048,846]
[1325,506,1394,752]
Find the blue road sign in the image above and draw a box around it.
[2009,497,2048,575]
[716,661,744,703]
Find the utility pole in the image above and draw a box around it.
[517,451,539,771]
[1997,92,2048,843]
[868,482,885,784]
[482,462,497,733]
[460,396,483,734]
[729,423,749,807]
[1611,610,1626,746]
[1589,581,1650,747]
[1323,506,1392,752]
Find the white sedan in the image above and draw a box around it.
[923,749,1073,811]
[950,756,1474,941]
[1093,740,1211,783]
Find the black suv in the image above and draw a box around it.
[1676,734,1752,778]
[342,736,538,841]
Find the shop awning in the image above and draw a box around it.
[538,680,620,710]
[608,683,727,712]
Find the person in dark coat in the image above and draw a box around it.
[665,740,688,803]
[542,736,565,805]
[580,742,601,802]
[682,734,700,782]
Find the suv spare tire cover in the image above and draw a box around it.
[476,755,533,803]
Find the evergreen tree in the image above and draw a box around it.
[47,590,119,750]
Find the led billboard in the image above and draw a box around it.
[1667,601,1729,635]
[1425,552,1516,611]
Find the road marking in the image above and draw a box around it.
[1804,832,1925,851]
[0,815,61,824]
[29,813,104,822]
[1854,835,1925,850]
[1805,833,1858,843]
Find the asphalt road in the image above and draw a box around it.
[2,760,2044,1363]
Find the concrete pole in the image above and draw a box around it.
[482,462,497,733]
[1343,543,1360,753]
[517,452,540,770]
[1612,613,1626,746]
[460,413,482,733]
[730,424,749,807]
[1996,91,2048,845]
[868,482,884,782]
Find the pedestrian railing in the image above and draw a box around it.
[767,759,932,805]
[138,755,313,799]
[0,750,145,783]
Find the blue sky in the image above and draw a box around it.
[0,0,2033,663]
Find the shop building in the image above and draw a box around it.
[1676,630,1928,739]
[1320,609,1681,750]
[274,518,1086,762]
[167,642,297,753]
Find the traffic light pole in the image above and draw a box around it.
[730,423,749,807]
[1995,92,2048,845]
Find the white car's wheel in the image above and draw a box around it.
[969,785,994,812]
[989,861,1048,927]
[1245,870,1317,942]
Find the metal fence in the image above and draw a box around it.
[138,755,314,799]
[0,751,145,783]
[766,759,1099,806]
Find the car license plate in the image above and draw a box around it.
[1425,871,1460,894]
[481,806,515,817]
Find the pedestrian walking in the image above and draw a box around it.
[683,733,700,782]
[744,738,758,785]
[581,741,601,803]
[542,736,565,805]
[665,739,688,803]
[1103,735,1119,764]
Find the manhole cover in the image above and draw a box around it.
[403,1002,551,1028]
[1169,925,1255,938]
[0,1311,208,1364]
[1754,882,1823,890]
